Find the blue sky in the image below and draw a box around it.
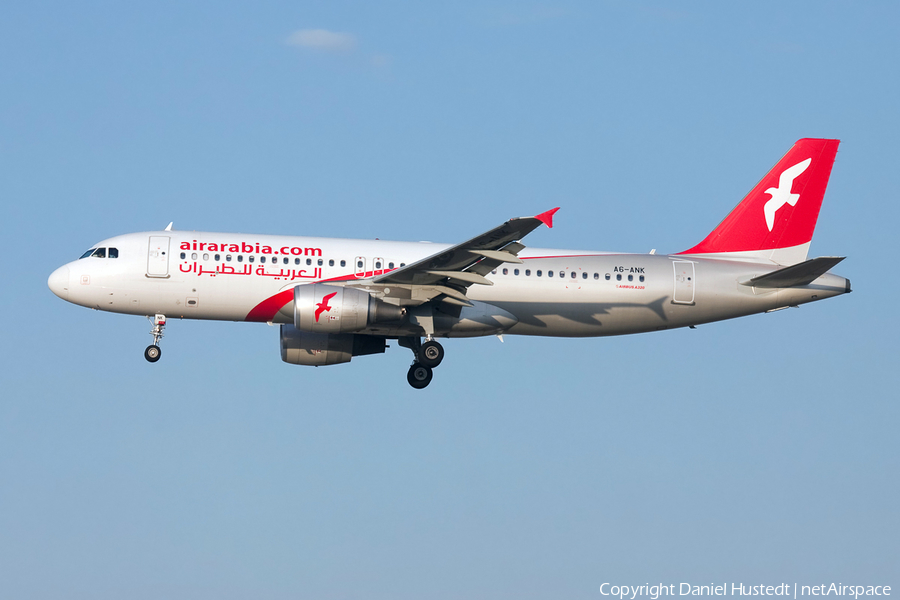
[1,2,897,598]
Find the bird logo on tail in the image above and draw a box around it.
[763,158,811,231]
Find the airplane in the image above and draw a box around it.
[48,138,850,389]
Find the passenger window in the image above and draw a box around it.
[548,271,553,278]
[640,275,645,282]
[249,256,255,263]
[318,259,323,266]
[214,254,220,261]
[108,248,118,258]
[514,269,520,276]
[307,258,312,266]
[357,260,363,268]
[341,260,347,267]
[616,273,621,281]
[492,270,497,274]
[294,258,300,265]
[80,249,96,259]
[537,270,542,277]
[388,262,394,269]
[93,248,106,258]
[226,255,232,262]
[400,263,406,267]
[329,259,335,267]
[238,255,243,262]
[628,274,633,281]
[283,257,288,265]
[191,252,197,260]
[559,271,565,278]
[202,253,209,261]
[605,273,611,280]
[525,269,531,276]
[180,252,186,259]
[503,268,508,275]
[594,273,599,280]
[570,272,576,279]
[582,272,587,279]
[375,261,382,269]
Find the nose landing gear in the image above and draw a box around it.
[400,336,445,389]
[145,314,166,363]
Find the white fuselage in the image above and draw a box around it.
[48,230,850,338]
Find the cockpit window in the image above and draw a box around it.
[91,248,106,258]
[108,247,118,259]
[80,248,96,259]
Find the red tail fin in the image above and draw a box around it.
[679,138,839,265]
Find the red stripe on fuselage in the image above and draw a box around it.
[245,289,294,322]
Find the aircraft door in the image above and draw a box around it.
[147,236,170,278]
[672,261,695,304]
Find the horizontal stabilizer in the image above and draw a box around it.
[743,256,845,288]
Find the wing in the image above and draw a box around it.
[363,207,559,306]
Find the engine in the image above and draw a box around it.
[293,283,405,333]
[280,326,387,366]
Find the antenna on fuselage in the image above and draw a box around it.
[164,222,173,231]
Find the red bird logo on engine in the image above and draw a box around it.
[315,292,338,322]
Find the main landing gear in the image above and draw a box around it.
[401,337,445,389]
[145,314,166,363]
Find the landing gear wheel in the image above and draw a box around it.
[419,340,444,368]
[144,345,161,363]
[407,363,433,389]
[145,314,166,363]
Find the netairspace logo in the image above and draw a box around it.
[600,584,891,600]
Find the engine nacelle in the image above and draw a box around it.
[280,326,387,366]
[294,283,405,333]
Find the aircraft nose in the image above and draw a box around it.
[48,265,70,300]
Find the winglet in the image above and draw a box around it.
[535,207,560,228]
